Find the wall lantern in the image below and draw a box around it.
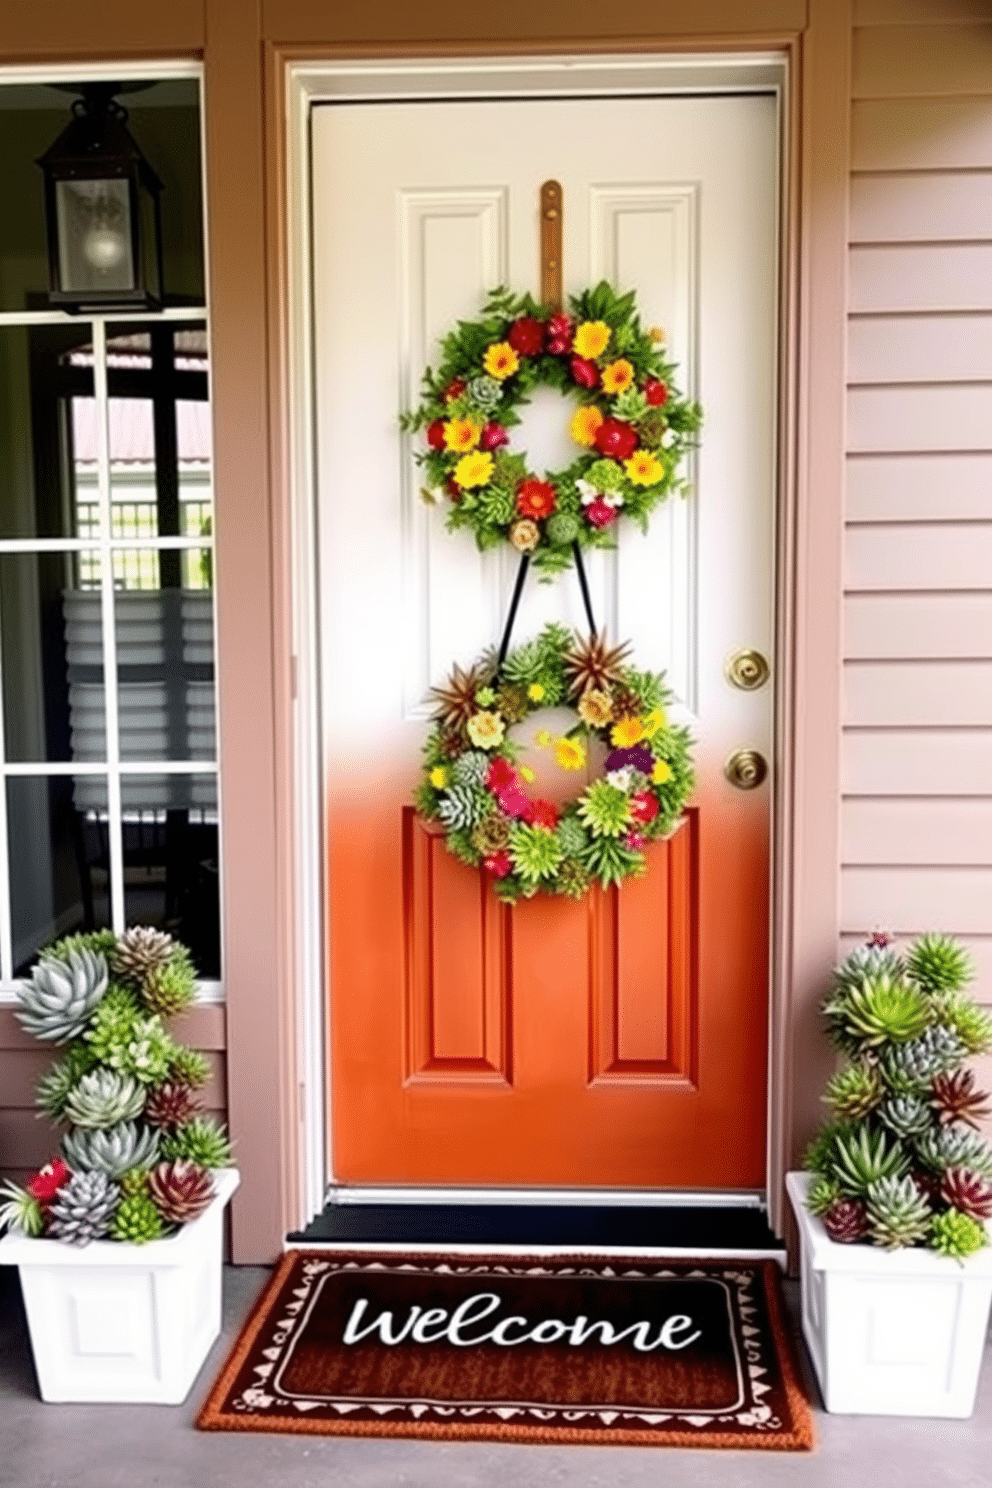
[37,82,164,312]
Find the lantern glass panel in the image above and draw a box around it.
[137,179,162,302]
[55,177,134,295]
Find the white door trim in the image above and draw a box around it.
[284,51,790,1230]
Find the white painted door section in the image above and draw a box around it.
[311,93,778,1187]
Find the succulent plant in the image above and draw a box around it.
[831,938,904,992]
[931,1069,992,1130]
[111,926,174,985]
[144,1080,202,1131]
[141,948,198,1018]
[0,1181,44,1237]
[822,1196,869,1244]
[805,1173,841,1217]
[63,1120,160,1179]
[576,779,632,839]
[880,1025,966,1091]
[551,859,593,900]
[147,1159,215,1225]
[168,1046,212,1089]
[35,1041,98,1120]
[436,783,492,832]
[15,948,109,1043]
[928,995,992,1057]
[877,1094,932,1140]
[866,1175,931,1250]
[929,1208,988,1260]
[823,1061,883,1120]
[940,1168,992,1222]
[63,1069,146,1129]
[905,933,974,995]
[830,1124,909,1196]
[110,1190,164,1244]
[451,750,491,788]
[581,835,644,889]
[915,1126,992,1179]
[46,1170,120,1245]
[509,822,565,883]
[160,1115,233,1169]
[823,973,931,1051]
[555,814,589,858]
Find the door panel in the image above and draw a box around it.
[313,94,777,1189]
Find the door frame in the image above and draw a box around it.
[278,32,847,1234]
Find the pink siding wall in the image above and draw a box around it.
[843,0,992,1134]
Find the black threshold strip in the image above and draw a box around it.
[287,1202,783,1252]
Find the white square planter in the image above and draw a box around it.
[0,1168,239,1404]
[787,1170,992,1418]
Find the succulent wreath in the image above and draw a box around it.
[400,282,702,576]
[415,622,694,903]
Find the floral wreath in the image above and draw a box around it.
[401,282,702,575]
[415,623,694,903]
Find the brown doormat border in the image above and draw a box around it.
[198,1251,814,1450]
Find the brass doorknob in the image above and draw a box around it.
[724,748,768,790]
[725,648,770,690]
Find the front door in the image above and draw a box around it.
[312,90,777,1190]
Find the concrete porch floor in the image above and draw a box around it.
[2,1263,991,1487]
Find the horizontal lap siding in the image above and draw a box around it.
[844,5,992,1060]
[0,1004,227,1187]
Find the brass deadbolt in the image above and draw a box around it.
[724,748,768,790]
[725,648,770,691]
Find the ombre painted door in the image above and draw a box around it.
[312,91,777,1189]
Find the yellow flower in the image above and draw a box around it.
[520,764,537,784]
[454,450,494,489]
[483,342,520,380]
[643,707,666,737]
[573,321,611,360]
[611,716,645,747]
[570,405,604,448]
[652,759,672,785]
[554,736,586,772]
[527,683,546,702]
[535,729,553,748]
[649,326,666,345]
[602,359,634,395]
[624,450,664,487]
[466,711,505,750]
[443,417,481,453]
[429,766,449,789]
[577,687,614,727]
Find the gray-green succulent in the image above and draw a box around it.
[63,1119,160,1179]
[15,948,108,1043]
[63,1069,145,1129]
[46,1170,120,1245]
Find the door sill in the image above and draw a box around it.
[286,1195,784,1261]
[326,1184,767,1208]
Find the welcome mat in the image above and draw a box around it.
[198,1252,813,1449]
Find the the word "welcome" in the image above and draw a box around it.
[341,1291,703,1352]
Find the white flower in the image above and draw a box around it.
[606,767,634,792]
[577,479,599,506]
[661,428,676,448]
[603,491,624,508]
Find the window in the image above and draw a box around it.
[0,71,220,990]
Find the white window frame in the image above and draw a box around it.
[0,60,223,1004]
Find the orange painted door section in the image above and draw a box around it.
[313,93,777,1189]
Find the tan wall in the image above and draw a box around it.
[841,0,992,1138]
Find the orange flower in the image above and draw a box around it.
[611,715,645,747]
[516,479,556,519]
[573,321,611,359]
[601,359,634,395]
[570,405,604,448]
[443,418,481,453]
[483,342,520,380]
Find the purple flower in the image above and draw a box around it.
[605,743,653,774]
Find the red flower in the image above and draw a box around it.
[426,419,446,450]
[630,792,660,825]
[516,478,557,520]
[508,316,545,357]
[480,421,509,451]
[445,476,462,503]
[624,830,647,850]
[28,1158,71,1205]
[585,496,618,529]
[594,417,638,460]
[487,758,516,791]
[570,356,600,389]
[498,785,531,819]
[546,312,573,355]
[484,850,513,879]
[524,799,559,829]
[443,378,466,402]
[644,378,668,406]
